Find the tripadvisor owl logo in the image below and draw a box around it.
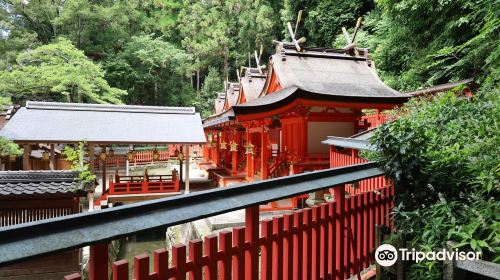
[375,244,398,267]
[375,243,482,267]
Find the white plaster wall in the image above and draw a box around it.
[307,121,354,153]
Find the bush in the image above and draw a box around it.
[370,89,499,278]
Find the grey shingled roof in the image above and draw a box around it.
[0,171,86,198]
[214,92,226,114]
[271,45,406,98]
[0,101,206,144]
[240,70,266,103]
[224,83,240,109]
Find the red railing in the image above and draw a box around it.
[299,152,330,163]
[109,174,180,195]
[361,113,390,129]
[94,151,170,168]
[330,151,367,169]
[66,184,393,280]
[94,146,203,169]
[330,151,388,196]
[268,152,289,178]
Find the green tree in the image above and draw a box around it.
[370,90,500,278]
[104,35,194,106]
[198,67,223,118]
[0,137,22,157]
[63,141,96,192]
[367,0,500,91]
[0,37,126,104]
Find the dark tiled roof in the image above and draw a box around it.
[0,101,206,144]
[0,171,86,198]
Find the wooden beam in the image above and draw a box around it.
[49,144,56,170]
[23,144,31,170]
[184,145,190,194]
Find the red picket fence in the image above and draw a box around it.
[94,145,203,169]
[330,151,367,169]
[65,184,394,280]
[330,151,388,196]
[361,114,389,129]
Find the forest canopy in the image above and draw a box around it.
[0,0,498,117]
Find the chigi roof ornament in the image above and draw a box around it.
[286,10,306,52]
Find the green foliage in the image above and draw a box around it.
[367,0,500,91]
[0,38,126,104]
[0,137,22,157]
[197,67,223,118]
[371,90,500,277]
[63,142,96,192]
[104,35,194,106]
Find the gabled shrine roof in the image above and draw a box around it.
[214,92,226,115]
[240,68,267,103]
[269,44,405,98]
[0,101,206,144]
[224,83,240,109]
[0,170,87,199]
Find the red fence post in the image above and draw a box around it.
[302,208,312,280]
[172,244,186,280]
[233,227,245,280]
[205,235,218,280]
[292,210,303,280]
[312,206,321,280]
[283,214,293,280]
[153,248,168,279]
[319,203,328,279]
[245,206,259,280]
[219,230,232,280]
[272,216,284,280]
[261,219,273,280]
[89,243,109,280]
[328,202,336,279]
[189,239,203,280]
[334,187,345,280]
[134,254,150,280]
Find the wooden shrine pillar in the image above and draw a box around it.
[22,144,31,170]
[246,131,254,179]
[101,146,107,193]
[261,127,269,180]
[49,144,56,170]
[231,148,238,175]
[231,130,238,175]
[214,132,220,166]
[184,145,190,194]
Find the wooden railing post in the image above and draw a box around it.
[89,243,109,280]
[245,206,259,280]
[231,149,238,175]
[334,186,345,280]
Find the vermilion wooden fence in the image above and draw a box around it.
[330,151,388,196]
[65,184,394,280]
[360,114,389,129]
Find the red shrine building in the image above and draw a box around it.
[202,43,409,207]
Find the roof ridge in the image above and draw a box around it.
[26,101,196,115]
[0,170,79,183]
